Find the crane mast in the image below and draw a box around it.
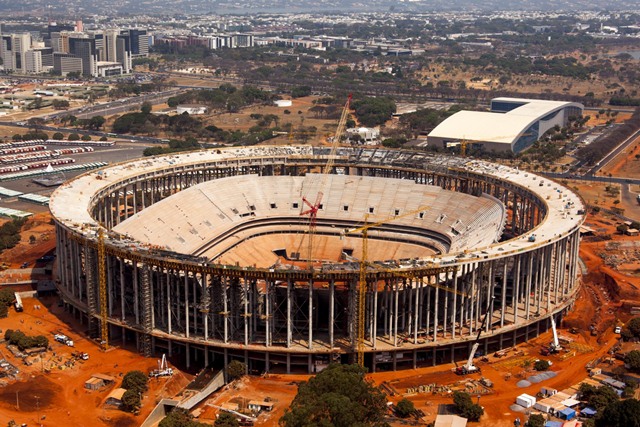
[346,207,433,366]
[300,94,352,268]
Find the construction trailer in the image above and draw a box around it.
[516,394,536,408]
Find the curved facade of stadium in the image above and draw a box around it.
[50,146,585,373]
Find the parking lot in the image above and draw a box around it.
[0,141,151,217]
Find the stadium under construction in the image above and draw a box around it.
[50,146,585,373]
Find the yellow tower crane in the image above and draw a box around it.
[344,206,469,366]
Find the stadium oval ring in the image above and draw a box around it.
[50,145,585,373]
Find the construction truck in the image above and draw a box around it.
[149,354,173,378]
[54,333,74,347]
[13,293,23,312]
[72,351,89,360]
[454,297,494,375]
[454,342,482,375]
[540,316,562,356]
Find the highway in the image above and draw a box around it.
[47,88,185,121]
[586,127,640,176]
[0,120,165,144]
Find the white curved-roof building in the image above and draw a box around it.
[427,97,583,154]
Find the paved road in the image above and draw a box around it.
[543,172,640,186]
[586,127,640,176]
[52,89,185,120]
[620,183,640,221]
[0,120,165,144]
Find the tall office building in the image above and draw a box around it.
[68,35,98,76]
[53,52,83,76]
[1,26,147,76]
[126,29,149,58]
[0,33,32,73]
[24,50,43,73]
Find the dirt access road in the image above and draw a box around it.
[0,296,192,427]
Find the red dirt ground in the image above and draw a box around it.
[0,295,193,427]
[1,204,639,426]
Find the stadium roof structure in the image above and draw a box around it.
[427,97,583,153]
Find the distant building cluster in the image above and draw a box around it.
[152,33,421,56]
[155,33,255,50]
[0,22,149,77]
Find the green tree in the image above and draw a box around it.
[395,398,415,418]
[526,413,545,427]
[121,389,141,412]
[626,318,640,338]
[625,350,640,373]
[0,289,15,306]
[52,132,64,140]
[122,370,148,393]
[226,360,246,381]
[159,408,209,427]
[291,86,312,98]
[280,364,388,427]
[88,115,106,130]
[596,398,640,427]
[452,391,484,422]
[617,224,629,234]
[351,97,396,127]
[214,412,239,427]
[581,384,618,411]
[141,102,153,115]
[68,133,80,141]
[534,360,550,371]
[0,290,14,318]
[81,134,92,141]
[52,99,70,110]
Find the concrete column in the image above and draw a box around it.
[119,259,125,322]
[184,272,190,338]
[372,280,378,350]
[133,263,139,324]
[329,280,335,349]
[244,278,249,346]
[501,260,508,327]
[513,255,521,324]
[287,279,292,348]
[525,253,533,320]
[223,276,228,343]
[433,283,439,343]
[308,279,313,350]
[167,270,172,334]
[452,269,458,339]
